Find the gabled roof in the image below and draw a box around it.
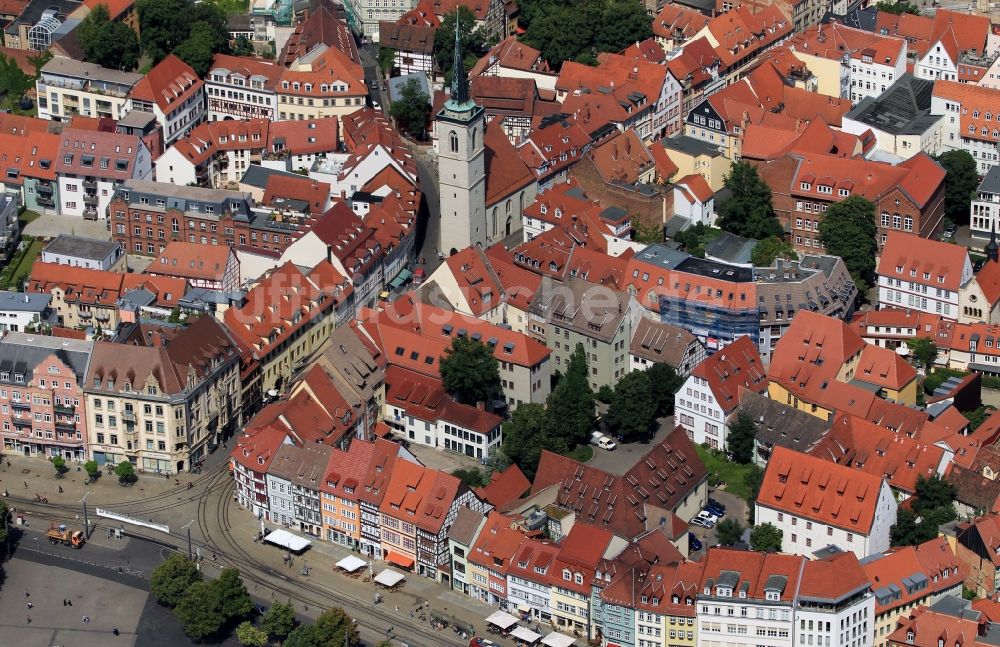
[702,4,791,70]
[208,54,284,90]
[129,55,202,114]
[474,464,530,510]
[148,241,233,283]
[483,123,535,207]
[758,446,887,534]
[879,230,969,292]
[689,336,767,415]
[854,343,917,392]
[587,129,654,185]
[531,426,707,539]
[378,457,464,534]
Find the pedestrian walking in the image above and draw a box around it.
[62,599,67,607]
[82,615,89,623]
[24,589,29,597]
[25,616,30,624]
[67,599,72,607]
[112,626,119,636]
[395,605,399,612]
[27,601,33,609]
[22,481,26,488]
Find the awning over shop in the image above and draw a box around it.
[542,632,576,647]
[336,555,367,573]
[386,550,415,569]
[485,611,519,630]
[388,268,412,289]
[373,568,405,587]
[263,529,311,552]
[511,626,542,643]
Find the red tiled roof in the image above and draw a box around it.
[758,446,886,535]
[888,605,992,647]
[699,547,804,602]
[798,551,870,601]
[474,464,530,509]
[262,174,331,213]
[788,23,906,67]
[704,5,791,70]
[82,0,134,19]
[810,413,942,495]
[129,55,202,114]
[690,336,767,415]
[675,173,713,203]
[933,81,1000,146]
[483,123,535,207]
[379,457,463,534]
[587,129,654,185]
[652,4,710,42]
[230,425,287,473]
[147,241,232,283]
[976,259,1000,306]
[862,536,964,613]
[209,54,284,91]
[879,230,969,292]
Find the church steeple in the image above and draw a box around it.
[451,19,469,105]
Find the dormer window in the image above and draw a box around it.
[800,182,811,190]
[563,569,571,581]
[574,573,583,584]
[766,591,779,601]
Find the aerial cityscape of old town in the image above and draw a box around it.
[3,0,1000,644]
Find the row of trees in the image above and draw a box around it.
[78,0,232,75]
[603,363,682,442]
[890,475,958,546]
[519,0,652,66]
[501,344,596,479]
[717,518,783,553]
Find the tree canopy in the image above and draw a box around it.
[749,522,783,552]
[727,413,757,464]
[433,8,485,87]
[390,78,430,139]
[501,403,553,480]
[606,370,656,442]
[262,601,298,641]
[215,568,253,623]
[673,223,720,258]
[236,622,268,647]
[875,0,921,13]
[544,343,595,448]
[751,236,795,267]
[645,362,682,418]
[77,4,140,71]
[151,554,202,607]
[716,518,744,546]
[909,337,938,371]
[136,0,229,71]
[892,475,958,545]
[283,607,359,647]
[520,0,651,67]
[439,336,502,405]
[717,162,783,239]
[0,53,37,110]
[935,150,978,226]
[819,196,877,295]
[175,580,226,640]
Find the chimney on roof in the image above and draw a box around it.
[327,244,333,265]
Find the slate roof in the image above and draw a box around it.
[844,73,940,136]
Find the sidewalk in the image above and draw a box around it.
[226,497,526,644]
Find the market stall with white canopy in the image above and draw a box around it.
[511,626,542,643]
[485,610,519,631]
[373,568,406,588]
[263,529,311,552]
[541,632,576,647]
[335,555,367,573]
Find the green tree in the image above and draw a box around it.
[390,78,430,139]
[727,413,757,465]
[745,463,764,524]
[749,522,783,552]
[936,150,978,225]
[434,7,484,86]
[231,36,255,57]
[262,601,297,641]
[819,196,877,294]
[751,236,795,267]
[716,518,744,546]
[236,621,268,647]
[523,5,596,67]
[439,336,502,405]
[215,567,253,622]
[606,370,656,442]
[0,53,34,110]
[875,0,921,13]
[593,0,653,52]
[175,580,226,640]
[890,508,926,546]
[965,405,996,432]
[378,46,395,74]
[77,5,140,70]
[596,384,615,403]
[150,554,202,607]
[314,607,360,647]
[545,343,595,448]
[51,455,67,475]
[84,460,99,477]
[452,467,489,487]
[500,403,551,481]
[633,221,663,244]
[114,460,135,478]
[646,363,682,418]
[284,624,326,647]
[909,337,938,371]
[913,474,956,517]
[175,21,222,76]
[717,162,782,239]
[136,0,190,61]
[673,223,719,258]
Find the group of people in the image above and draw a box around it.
[22,589,120,636]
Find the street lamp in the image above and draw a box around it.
[79,491,91,539]
[182,520,194,560]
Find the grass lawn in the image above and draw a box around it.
[5,237,42,289]
[18,210,40,227]
[568,444,594,463]
[695,445,753,500]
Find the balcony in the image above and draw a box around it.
[83,208,98,220]
[83,193,98,205]
[37,196,55,208]
[95,310,110,322]
[12,417,30,428]
[54,402,75,414]
[82,178,96,189]
[37,182,53,195]
[79,311,93,320]
[10,401,29,411]
[122,411,136,422]
[55,420,76,432]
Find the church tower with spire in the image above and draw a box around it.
[436,21,486,255]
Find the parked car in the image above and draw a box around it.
[590,431,606,446]
[695,511,719,525]
[707,497,726,513]
[704,503,725,517]
[597,437,617,450]
[688,532,703,552]
[691,516,714,529]
[471,639,501,647]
